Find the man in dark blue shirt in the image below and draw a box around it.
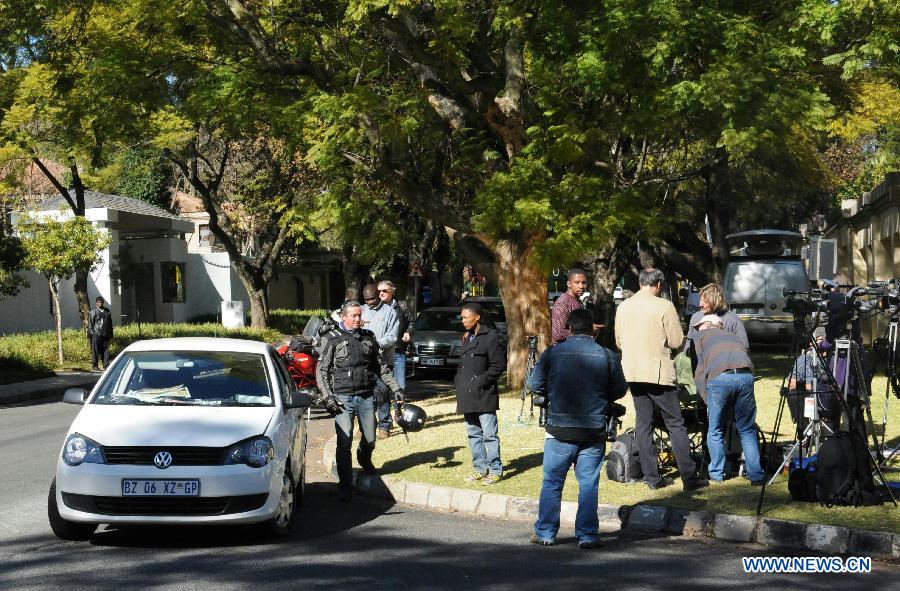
[526,309,627,549]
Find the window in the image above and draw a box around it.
[198,224,211,247]
[161,262,186,303]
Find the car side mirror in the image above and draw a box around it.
[286,388,314,409]
[63,388,88,405]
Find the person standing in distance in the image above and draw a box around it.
[361,283,401,439]
[551,268,588,344]
[88,296,114,371]
[615,268,709,492]
[455,302,506,485]
[527,309,627,548]
[316,300,404,502]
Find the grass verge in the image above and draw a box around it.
[374,352,900,533]
[0,323,284,378]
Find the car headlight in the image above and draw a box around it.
[224,436,274,468]
[62,433,106,466]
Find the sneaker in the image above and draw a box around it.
[464,472,486,484]
[578,539,602,550]
[647,476,674,490]
[377,429,390,440]
[683,478,710,492]
[481,473,501,485]
[530,534,556,547]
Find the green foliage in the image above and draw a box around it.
[16,214,110,281]
[0,232,27,299]
[94,147,174,209]
[267,308,329,335]
[0,322,284,374]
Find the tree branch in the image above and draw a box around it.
[32,157,78,213]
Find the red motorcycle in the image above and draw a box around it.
[275,335,318,390]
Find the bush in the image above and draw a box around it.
[267,308,329,335]
[0,323,284,375]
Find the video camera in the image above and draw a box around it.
[532,397,626,441]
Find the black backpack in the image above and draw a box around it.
[815,431,881,507]
[788,463,818,502]
[605,429,643,483]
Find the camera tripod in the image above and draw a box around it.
[517,335,539,423]
[757,316,897,514]
[766,323,834,485]
[878,316,900,469]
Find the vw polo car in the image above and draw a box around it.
[49,338,310,540]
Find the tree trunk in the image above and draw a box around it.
[74,269,91,330]
[705,148,732,283]
[234,264,269,329]
[341,243,370,301]
[50,278,64,364]
[591,240,630,348]
[489,235,551,390]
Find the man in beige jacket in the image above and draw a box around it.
[615,268,709,492]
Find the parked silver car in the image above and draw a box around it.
[408,307,464,374]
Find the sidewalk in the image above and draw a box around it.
[322,435,900,562]
[0,371,100,406]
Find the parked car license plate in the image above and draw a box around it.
[420,358,445,366]
[122,479,200,496]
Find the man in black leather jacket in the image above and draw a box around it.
[316,300,404,501]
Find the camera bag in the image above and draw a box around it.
[816,431,881,507]
[788,462,818,502]
[605,428,643,483]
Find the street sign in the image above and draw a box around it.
[409,263,423,278]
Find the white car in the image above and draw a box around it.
[49,337,311,540]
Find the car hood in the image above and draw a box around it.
[412,330,463,345]
[69,405,276,447]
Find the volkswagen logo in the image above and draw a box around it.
[153,451,173,469]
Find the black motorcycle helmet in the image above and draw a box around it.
[396,404,427,432]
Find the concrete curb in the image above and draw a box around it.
[324,435,899,561]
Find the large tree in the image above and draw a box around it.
[0,1,164,327]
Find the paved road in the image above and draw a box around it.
[1,380,897,590]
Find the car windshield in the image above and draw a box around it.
[91,350,273,407]
[414,310,463,332]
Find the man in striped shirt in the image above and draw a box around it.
[693,314,764,485]
[551,269,588,344]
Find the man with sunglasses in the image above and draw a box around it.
[361,282,403,439]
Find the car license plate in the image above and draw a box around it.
[420,358,445,366]
[122,479,200,497]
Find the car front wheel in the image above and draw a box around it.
[48,478,97,541]
[265,468,296,536]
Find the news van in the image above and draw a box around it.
[724,230,810,341]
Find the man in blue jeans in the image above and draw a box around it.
[316,300,404,501]
[692,314,764,484]
[526,309,627,548]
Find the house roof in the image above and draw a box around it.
[40,191,184,221]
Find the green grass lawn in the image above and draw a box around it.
[373,351,900,533]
